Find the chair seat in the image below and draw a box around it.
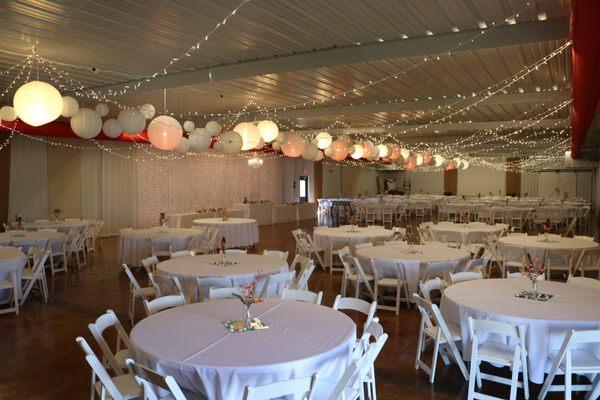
[137,286,156,298]
[94,373,141,400]
[424,322,461,343]
[347,273,374,282]
[21,270,36,280]
[477,341,521,365]
[550,349,600,371]
[377,278,404,287]
[0,280,14,289]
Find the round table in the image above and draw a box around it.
[130,299,356,400]
[0,247,27,301]
[0,231,66,253]
[441,279,600,383]
[157,254,289,301]
[192,218,259,248]
[356,244,469,298]
[118,227,199,266]
[24,219,90,233]
[313,226,394,268]
[499,235,599,251]
[430,222,503,245]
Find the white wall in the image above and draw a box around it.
[457,166,506,196]
[321,164,379,197]
[322,164,342,198]
[405,170,444,194]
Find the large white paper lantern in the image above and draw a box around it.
[257,120,279,142]
[117,108,146,136]
[102,118,122,138]
[205,120,222,137]
[220,131,243,154]
[234,122,261,151]
[94,103,109,117]
[350,144,364,159]
[188,128,212,152]
[139,103,155,119]
[416,153,424,166]
[13,81,62,126]
[281,133,305,157]
[338,134,353,145]
[400,147,410,160]
[272,141,281,151]
[361,141,378,159]
[147,115,183,150]
[461,160,470,169]
[254,137,266,150]
[315,150,324,161]
[302,142,319,160]
[70,108,102,139]
[61,96,79,118]
[0,106,17,122]
[183,120,195,132]
[433,154,444,167]
[315,131,332,149]
[388,144,400,160]
[329,140,349,161]
[174,137,190,154]
[377,144,389,158]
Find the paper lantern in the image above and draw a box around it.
[257,120,279,142]
[219,131,243,154]
[272,141,281,151]
[183,120,195,132]
[423,152,431,165]
[361,141,377,159]
[174,137,190,154]
[117,108,146,136]
[281,133,305,157]
[446,160,457,170]
[214,141,223,152]
[388,144,400,160]
[234,122,261,151]
[350,144,364,159]
[302,142,319,160]
[254,137,266,150]
[405,154,417,169]
[205,120,222,137]
[377,144,389,158]
[416,153,424,166]
[393,155,405,165]
[0,106,17,122]
[400,147,410,160]
[315,131,332,149]
[274,131,287,145]
[147,115,183,150]
[324,146,334,158]
[94,103,109,117]
[453,157,463,169]
[461,160,470,169]
[329,140,349,161]
[61,96,79,118]
[338,134,353,145]
[315,150,324,161]
[433,154,445,167]
[102,118,122,138]
[188,128,212,152]
[368,146,380,161]
[13,81,62,126]
[139,103,155,119]
[70,108,102,139]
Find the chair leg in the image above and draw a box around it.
[430,339,440,383]
[467,356,478,400]
[509,351,520,400]
[565,368,572,400]
[415,322,425,370]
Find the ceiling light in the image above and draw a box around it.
[506,17,516,25]
[377,38,384,42]
[478,22,487,29]
[538,12,547,21]
[425,30,433,36]
[451,27,460,32]
[401,34,408,39]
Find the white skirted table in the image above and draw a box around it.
[130,299,356,400]
[441,279,600,383]
[313,226,395,269]
[356,244,469,298]
[0,231,66,253]
[192,218,259,248]
[157,254,289,301]
[24,219,91,233]
[430,222,504,245]
[0,247,27,301]
[232,203,274,225]
[167,210,245,228]
[498,235,599,251]
[118,227,199,266]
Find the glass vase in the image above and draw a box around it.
[243,306,252,329]
[530,276,538,294]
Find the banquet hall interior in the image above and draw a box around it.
[1,0,600,399]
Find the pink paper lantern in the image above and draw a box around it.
[281,133,306,157]
[388,144,401,161]
[329,140,349,161]
[147,115,183,151]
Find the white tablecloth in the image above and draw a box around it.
[498,235,599,251]
[441,279,600,383]
[0,247,27,300]
[24,219,91,233]
[130,299,355,400]
[356,244,469,298]
[192,218,259,248]
[167,210,246,228]
[232,203,274,225]
[274,204,297,224]
[430,222,503,245]
[157,254,289,301]
[118,228,200,266]
[0,231,66,253]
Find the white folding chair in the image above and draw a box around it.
[324,362,361,400]
[371,259,409,315]
[297,231,325,270]
[546,248,575,281]
[140,256,159,275]
[88,309,132,375]
[224,249,247,254]
[467,317,529,400]
[170,250,195,259]
[413,294,468,383]
[0,260,19,315]
[148,273,185,299]
[339,250,374,299]
[418,278,446,304]
[290,257,316,291]
[539,329,600,400]
[464,257,488,273]
[566,274,600,290]
[262,249,289,261]
[449,271,483,284]
[333,295,377,334]
[242,374,318,400]
[208,286,240,300]
[150,236,172,259]
[497,245,525,278]
[126,359,190,400]
[281,288,323,304]
[260,270,293,298]
[187,233,209,255]
[574,247,600,277]
[196,276,234,302]
[122,264,156,325]
[351,319,389,400]
[143,293,186,316]
[49,239,68,275]
[20,249,50,305]
[421,261,455,282]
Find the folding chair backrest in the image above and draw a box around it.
[449,271,483,284]
[262,249,289,261]
[122,264,146,297]
[371,259,404,282]
[143,293,186,315]
[171,250,195,258]
[468,317,521,340]
[418,278,446,303]
[566,275,600,290]
[333,295,376,329]
[224,249,247,254]
[76,337,127,400]
[196,277,233,301]
[141,256,159,275]
[126,359,188,400]
[242,374,318,400]
[208,286,240,300]
[281,288,323,304]
[424,261,455,280]
[88,309,131,374]
[148,273,185,298]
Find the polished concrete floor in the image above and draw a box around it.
[0,220,584,399]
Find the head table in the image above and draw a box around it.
[192,218,259,248]
[130,299,355,400]
[157,254,289,302]
[441,279,600,383]
[0,230,66,253]
[118,228,199,266]
[0,247,26,301]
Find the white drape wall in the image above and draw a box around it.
[405,170,444,194]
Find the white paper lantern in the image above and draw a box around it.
[433,154,445,167]
[362,141,378,159]
[254,137,266,150]
[302,142,319,160]
[183,120,195,132]
[220,131,243,154]
[324,146,334,158]
[174,137,190,154]
[61,96,79,118]
[147,115,183,150]
[274,131,287,145]
[416,153,424,166]
[214,141,223,152]
[388,144,400,160]
[139,103,155,119]
[188,128,212,152]
[70,108,102,139]
[281,133,306,157]
[461,160,470,169]
[257,120,279,142]
[338,134,353,145]
[272,141,281,151]
[377,144,389,158]
[234,122,261,151]
[117,108,146,136]
[0,106,17,122]
[94,103,109,117]
[315,150,324,161]
[315,131,332,150]
[368,146,380,161]
[329,140,349,161]
[400,147,410,160]
[13,81,62,126]
[350,144,364,159]
[102,118,122,138]
[205,120,222,137]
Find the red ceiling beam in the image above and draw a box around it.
[571,0,600,159]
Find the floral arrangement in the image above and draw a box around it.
[222,207,229,221]
[515,253,552,301]
[53,208,62,220]
[159,212,167,226]
[223,275,267,331]
[209,207,217,212]
[219,237,227,254]
[459,211,470,224]
[542,219,555,233]
[232,275,264,309]
[13,214,23,230]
